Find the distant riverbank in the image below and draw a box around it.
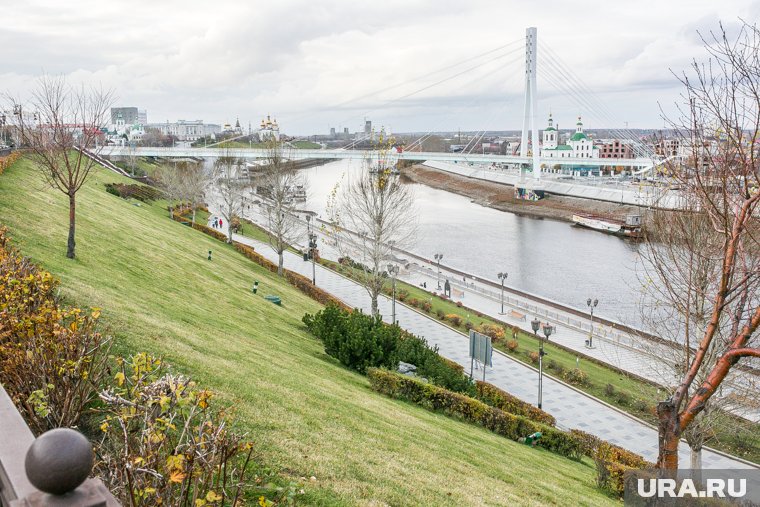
[402,164,644,225]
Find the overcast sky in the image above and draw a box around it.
[3,0,759,135]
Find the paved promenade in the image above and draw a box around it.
[396,256,759,423]
[206,214,754,470]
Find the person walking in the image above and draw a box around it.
[213,217,218,228]
[219,218,223,229]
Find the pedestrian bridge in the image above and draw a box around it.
[100,146,657,170]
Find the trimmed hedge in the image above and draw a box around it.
[105,182,163,202]
[0,151,22,175]
[570,428,653,497]
[368,368,583,460]
[476,381,556,427]
[570,428,651,467]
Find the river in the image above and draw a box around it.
[298,159,648,329]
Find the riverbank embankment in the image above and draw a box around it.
[403,163,644,224]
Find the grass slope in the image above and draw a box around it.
[0,158,614,506]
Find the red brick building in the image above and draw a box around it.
[597,139,633,159]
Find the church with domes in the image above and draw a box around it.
[540,114,598,159]
[259,115,280,141]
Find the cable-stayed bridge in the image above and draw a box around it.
[99,145,657,169]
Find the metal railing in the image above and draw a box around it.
[0,384,120,507]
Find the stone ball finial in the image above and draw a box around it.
[25,428,94,495]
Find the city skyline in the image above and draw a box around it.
[3,0,759,134]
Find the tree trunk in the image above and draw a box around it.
[191,207,196,225]
[690,447,702,471]
[657,399,680,469]
[66,193,76,259]
[278,251,284,276]
[227,222,232,244]
[371,294,379,317]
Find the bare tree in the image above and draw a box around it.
[257,140,306,275]
[125,141,138,176]
[644,21,760,470]
[9,76,113,259]
[327,140,416,316]
[157,160,209,224]
[213,151,246,243]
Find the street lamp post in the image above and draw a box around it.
[586,298,599,348]
[434,253,443,290]
[388,264,399,325]
[532,318,553,410]
[540,323,553,409]
[309,232,318,285]
[531,318,541,408]
[497,272,508,314]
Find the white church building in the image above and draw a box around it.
[540,114,598,159]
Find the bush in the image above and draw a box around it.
[569,428,653,497]
[475,323,506,341]
[436,309,445,319]
[395,335,476,395]
[506,339,519,352]
[369,369,581,459]
[0,151,22,175]
[303,306,398,373]
[303,306,475,394]
[397,289,409,302]
[464,321,474,331]
[476,381,555,426]
[421,301,432,313]
[528,351,539,364]
[105,182,163,202]
[633,399,651,413]
[604,383,616,396]
[96,353,256,506]
[456,301,463,308]
[616,390,632,406]
[563,368,590,387]
[0,228,111,434]
[445,313,462,326]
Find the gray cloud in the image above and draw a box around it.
[2,0,757,133]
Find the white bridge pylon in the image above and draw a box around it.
[520,26,541,184]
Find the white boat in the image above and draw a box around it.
[571,214,642,238]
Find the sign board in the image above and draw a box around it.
[469,330,493,367]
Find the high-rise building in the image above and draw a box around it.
[364,120,372,134]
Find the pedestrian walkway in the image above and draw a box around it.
[396,259,759,423]
[205,213,755,470]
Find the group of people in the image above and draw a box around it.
[212,217,224,229]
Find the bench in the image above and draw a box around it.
[509,309,526,321]
[264,295,282,306]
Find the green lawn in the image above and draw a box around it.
[290,140,322,149]
[0,157,616,506]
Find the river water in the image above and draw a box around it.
[298,159,648,328]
